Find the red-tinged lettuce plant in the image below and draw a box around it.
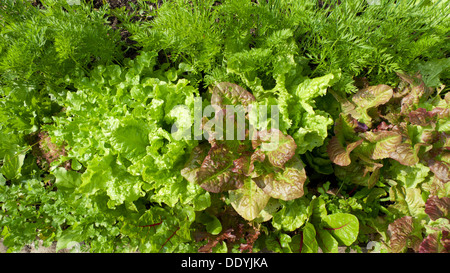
[328,73,449,192]
[326,73,450,253]
[181,82,307,221]
[385,195,450,253]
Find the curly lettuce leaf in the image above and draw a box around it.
[388,161,430,188]
[229,178,271,221]
[196,143,246,193]
[327,136,363,166]
[350,84,393,126]
[292,110,333,154]
[252,129,297,168]
[388,216,423,253]
[79,154,144,209]
[253,155,306,201]
[428,159,450,184]
[110,118,151,161]
[419,230,450,253]
[294,72,341,103]
[425,195,450,221]
[389,185,426,218]
[271,198,310,232]
[211,82,256,110]
[362,131,403,160]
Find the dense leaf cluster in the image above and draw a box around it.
[0,0,449,253]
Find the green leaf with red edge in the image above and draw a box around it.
[428,159,450,183]
[388,216,423,253]
[181,143,210,184]
[321,213,359,246]
[399,80,433,115]
[196,143,245,193]
[419,230,450,253]
[253,155,306,201]
[211,82,256,110]
[409,108,438,127]
[388,143,420,166]
[388,216,415,253]
[231,149,265,177]
[362,130,403,160]
[425,195,450,221]
[230,151,254,176]
[228,178,271,221]
[351,84,393,111]
[327,136,363,166]
[351,84,393,126]
[333,113,365,143]
[252,129,297,168]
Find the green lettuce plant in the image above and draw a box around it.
[2,0,449,254]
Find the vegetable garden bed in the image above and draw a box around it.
[0,0,449,253]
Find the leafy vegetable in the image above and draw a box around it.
[329,73,450,190]
[182,82,307,221]
[1,0,449,254]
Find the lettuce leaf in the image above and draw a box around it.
[271,198,310,232]
[226,41,340,155]
[329,72,450,193]
[253,155,306,201]
[229,178,271,221]
[327,136,363,167]
[46,53,203,210]
[425,195,450,221]
[252,129,297,168]
[181,82,306,221]
[419,230,450,253]
[388,185,426,218]
[196,143,246,193]
[387,216,422,253]
[292,110,334,154]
